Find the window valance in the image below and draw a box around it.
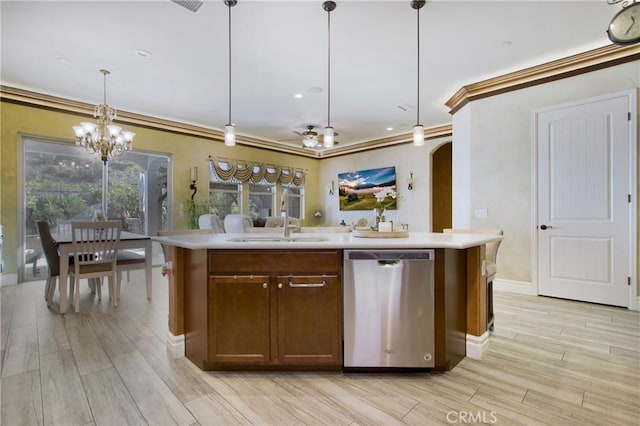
[208,156,306,187]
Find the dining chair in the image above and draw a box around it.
[69,220,121,313]
[116,248,147,299]
[36,221,73,306]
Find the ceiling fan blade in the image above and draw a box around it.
[171,0,203,12]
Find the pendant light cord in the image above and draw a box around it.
[416,6,420,126]
[327,8,331,128]
[228,3,232,125]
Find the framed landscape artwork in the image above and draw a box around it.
[338,166,397,211]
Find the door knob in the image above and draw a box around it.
[540,224,553,230]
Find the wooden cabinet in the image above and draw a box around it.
[277,274,341,365]
[209,274,271,364]
[185,249,342,370]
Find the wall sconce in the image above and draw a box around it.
[407,171,414,190]
[329,180,335,195]
[190,166,198,199]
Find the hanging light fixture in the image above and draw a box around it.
[224,0,237,146]
[411,0,425,146]
[72,69,135,164]
[322,1,336,148]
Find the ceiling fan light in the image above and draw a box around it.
[303,136,318,148]
[225,124,236,146]
[323,126,334,147]
[413,124,424,146]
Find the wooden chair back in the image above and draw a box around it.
[71,221,121,274]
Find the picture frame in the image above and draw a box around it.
[338,166,397,211]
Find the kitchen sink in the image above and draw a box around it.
[227,236,328,243]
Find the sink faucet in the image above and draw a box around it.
[280,187,291,238]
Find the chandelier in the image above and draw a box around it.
[72,69,135,164]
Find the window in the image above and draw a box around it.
[285,186,304,219]
[248,183,275,219]
[22,138,169,281]
[209,181,240,219]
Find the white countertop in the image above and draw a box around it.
[153,231,501,250]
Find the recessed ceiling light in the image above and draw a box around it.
[502,41,512,46]
[386,127,393,131]
[294,93,303,99]
[56,57,70,64]
[136,49,152,58]
[307,86,323,94]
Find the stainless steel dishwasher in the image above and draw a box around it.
[343,250,435,369]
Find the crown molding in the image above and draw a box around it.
[445,43,640,114]
[3,41,635,159]
[0,85,316,157]
[0,85,451,158]
[317,124,453,158]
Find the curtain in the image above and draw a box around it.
[209,157,306,187]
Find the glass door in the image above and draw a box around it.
[21,138,169,282]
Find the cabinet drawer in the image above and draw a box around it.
[209,250,340,274]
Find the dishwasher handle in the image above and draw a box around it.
[347,250,434,261]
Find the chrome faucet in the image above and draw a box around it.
[280,187,291,238]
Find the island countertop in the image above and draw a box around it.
[153,231,501,250]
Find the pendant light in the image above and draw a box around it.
[411,0,425,146]
[224,0,237,146]
[322,1,336,148]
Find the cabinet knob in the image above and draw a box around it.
[263,283,268,289]
[278,283,283,289]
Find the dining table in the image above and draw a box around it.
[52,230,152,314]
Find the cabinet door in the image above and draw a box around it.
[209,275,271,364]
[277,275,342,365]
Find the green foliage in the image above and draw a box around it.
[186,198,211,229]
[339,192,398,211]
[24,152,144,234]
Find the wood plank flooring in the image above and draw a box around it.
[1,270,638,425]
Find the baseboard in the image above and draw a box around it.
[166,331,185,359]
[0,273,18,287]
[466,332,490,360]
[493,278,535,295]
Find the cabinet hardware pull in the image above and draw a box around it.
[278,283,283,289]
[288,279,327,288]
[262,283,268,289]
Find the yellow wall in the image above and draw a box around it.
[0,101,319,274]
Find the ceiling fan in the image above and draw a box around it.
[293,125,340,149]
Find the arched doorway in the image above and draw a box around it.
[431,142,452,233]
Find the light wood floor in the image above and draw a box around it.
[1,269,638,425]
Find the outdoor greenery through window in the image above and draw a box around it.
[209,181,240,219]
[248,183,275,219]
[22,138,169,281]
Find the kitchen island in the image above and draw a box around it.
[154,231,501,371]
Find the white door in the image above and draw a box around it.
[536,92,634,307]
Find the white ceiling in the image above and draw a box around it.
[1,0,615,151]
